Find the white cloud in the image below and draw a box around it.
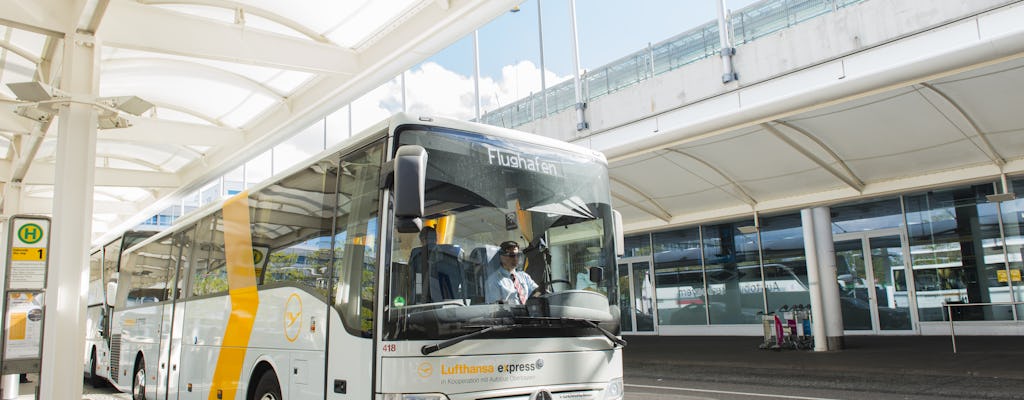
[354,60,572,122]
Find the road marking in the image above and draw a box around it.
[626,384,840,400]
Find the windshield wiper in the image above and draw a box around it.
[576,318,627,348]
[515,316,627,348]
[421,325,510,355]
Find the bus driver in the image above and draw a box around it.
[484,241,538,304]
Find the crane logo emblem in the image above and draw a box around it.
[417,362,433,378]
[284,293,302,342]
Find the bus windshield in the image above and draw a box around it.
[385,126,620,341]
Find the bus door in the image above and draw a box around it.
[833,229,915,333]
[160,227,194,400]
[617,256,657,334]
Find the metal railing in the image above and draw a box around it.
[478,0,864,129]
[943,301,1023,354]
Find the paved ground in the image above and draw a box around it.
[623,335,1024,399]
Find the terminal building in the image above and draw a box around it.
[1,0,1023,398]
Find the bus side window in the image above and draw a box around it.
[122,235,175,306]
[192,213,228,297]
[249,161,336,297]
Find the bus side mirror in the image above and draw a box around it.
[590,266,604,284]
[394,145,428,233]
[613,209,624,257]
[106,280,118,306]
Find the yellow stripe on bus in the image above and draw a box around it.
[210,191,259,400]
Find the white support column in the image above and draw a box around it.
[800,209,828,351]
[39,32,100,400]
[1,180,22,398]
[812,206,844,350]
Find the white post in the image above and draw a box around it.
[715,0,738,82]
[801,209,828,351]
[473,30,481,120]
[812,206,844,350]
[568,0,587,131]
[401,71,407,113]
[39,31,100,400]
[537,0,549,113]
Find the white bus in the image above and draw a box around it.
[85,230,157,388]
[97,113,625,400]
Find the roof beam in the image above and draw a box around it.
[99,0,358,74]
[663,148,758,206]
[98,118,242,147]
[0,38,41,64]
[917,82,1005,167]
[0,0,69,37]
[0,160,180,187]
[0,104,37,134]
[610,176,672,222]
[139,0,330,43]
[765,121,866,192]
[104,58,287,98]
[610,191,671,223]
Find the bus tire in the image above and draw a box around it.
[252,369,281,400]
[132,356,146,400]
[89,348,103,388]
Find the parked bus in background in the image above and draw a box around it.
[95,113,625,399]
[84,230,157,387]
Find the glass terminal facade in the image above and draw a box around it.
[619,178,1024,335]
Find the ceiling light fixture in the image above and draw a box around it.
[6,81,155,129]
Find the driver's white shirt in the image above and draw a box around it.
[485,267,538,304]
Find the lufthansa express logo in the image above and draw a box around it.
[440,358,544,376]
[284,293,302,342]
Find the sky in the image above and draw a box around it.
[396,0,763,119]
[199,0,769,204]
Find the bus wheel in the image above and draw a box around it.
[89,349,102,388]
[132,358,146,400]
[252,369,281,400]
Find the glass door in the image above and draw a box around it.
[833,230,914,333]
[617,257,657,334]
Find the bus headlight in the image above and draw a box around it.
[383,394,450,400]
[603,377,624,400]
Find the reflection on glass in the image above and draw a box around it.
[703,221,761,325]
[632,262,655,332]
[830,198,903,235]
[624,234,652,257]
[652,228,706,326]
[835,239,871,330]
[760,213,810,312]
[905,185,1014,322]
[870,236,912,330]
[1004,179,1024,319]
[618,263,633,332]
